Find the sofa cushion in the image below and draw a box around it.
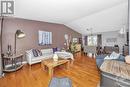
[43,53,53,58]
[41,48,53,55]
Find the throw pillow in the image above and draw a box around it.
[53,47,58,53]
[36,49,42,56]
[109,51,120,59]
[104,56,111,60]
[32,49,38,57]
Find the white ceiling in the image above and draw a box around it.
[14,0,128,34]
[67,2,128,35]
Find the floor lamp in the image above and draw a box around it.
[14,30,25,54]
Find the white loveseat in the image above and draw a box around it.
[26,48,74,65]
[26,48,53,65]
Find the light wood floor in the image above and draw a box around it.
[0,53,100,87]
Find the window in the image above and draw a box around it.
[87,35,97,46]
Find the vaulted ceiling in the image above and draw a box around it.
[14,0,128,35]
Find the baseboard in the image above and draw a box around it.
[22,61,27,64]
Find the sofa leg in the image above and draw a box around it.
[29,64,32,71]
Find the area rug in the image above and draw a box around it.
[49,77,72,87]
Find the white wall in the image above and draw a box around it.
[102,31,127,53]
[67,2,128,35]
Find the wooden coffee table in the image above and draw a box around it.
[41,58,70,77]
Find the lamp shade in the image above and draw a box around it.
[15,30,25,38]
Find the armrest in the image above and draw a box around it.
[96,55,107,68]
[26,50,33,65]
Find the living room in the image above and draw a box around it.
[0,0,130,87]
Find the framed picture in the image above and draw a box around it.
[38,30,52,45]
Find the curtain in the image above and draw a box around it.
[97,34,102,46]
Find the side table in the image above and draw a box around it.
[3,54,23,72]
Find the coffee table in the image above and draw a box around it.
[41,58,70,77]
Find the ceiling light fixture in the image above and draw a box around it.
[86,28,93,36]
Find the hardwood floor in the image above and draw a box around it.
[0,53,100,87]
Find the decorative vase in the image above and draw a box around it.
[7,44,12,56]
[53,54,58,61]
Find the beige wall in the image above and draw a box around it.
[2,17,81,60]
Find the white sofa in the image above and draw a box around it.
[26,48,74,65]
[26,48,53,65]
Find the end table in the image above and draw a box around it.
[3,54,23,72]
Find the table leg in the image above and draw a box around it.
[12,59,13,67]
[66,61,69,69]
[21,56,23,65]
[48,67,53,77]
[41,62,46,71]
[14,58,16,71]
[43,65,46,71]
[3,59,5,70]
